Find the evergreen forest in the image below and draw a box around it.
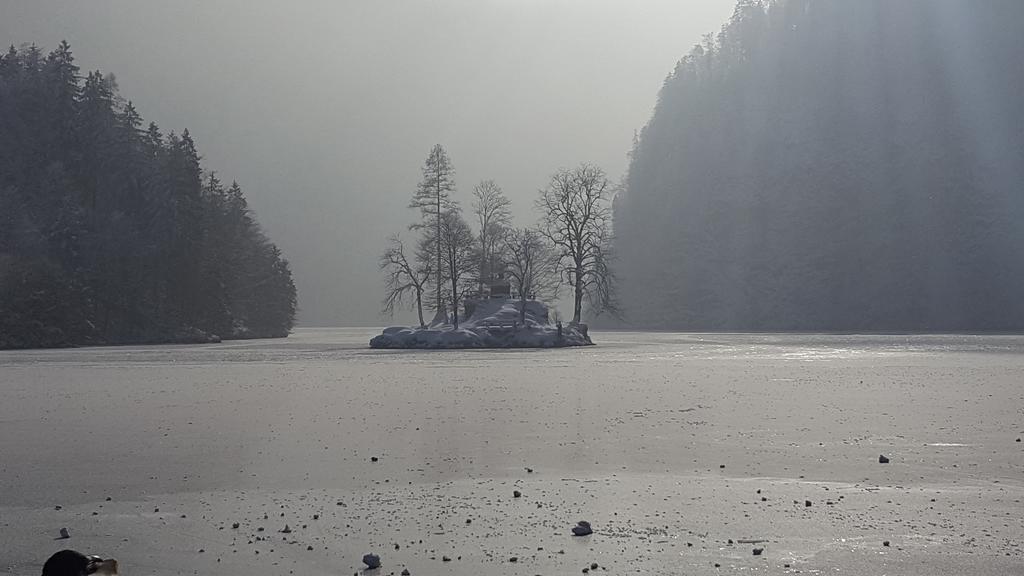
[0,42,296,348]
[615,0,1024,331]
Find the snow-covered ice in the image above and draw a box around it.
[2,331,1024,575]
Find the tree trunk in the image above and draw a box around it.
[451,276,460,330]
[416,289,425,327]
[479,237,486,296]
[436,191,442,315]
[519,297,527,326]
[573,265,583,324]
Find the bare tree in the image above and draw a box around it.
[502,227,560,325]
[409,144,457,321]
[471,180,511,294]
[379,234,430,327]
[536,163,618,324]
[439,210,477,329]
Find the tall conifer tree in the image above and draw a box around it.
[408,144,457,319]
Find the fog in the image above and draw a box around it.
[0,0,733,326]
[614,0,1024,331]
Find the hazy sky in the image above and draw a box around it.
[1,0,734,326]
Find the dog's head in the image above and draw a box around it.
[42,550,118,576]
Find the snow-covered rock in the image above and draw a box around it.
[369,300,593,349]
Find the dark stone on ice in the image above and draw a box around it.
[513,490,522,498]
[402,570,410,576]
[362,553,381,569]
[572,521,593,536]
[883,540,891,547]
[752,548,764,556]
[878,455,890,464]
[805,500,812,507]
[591,562,599,570]
[232,522,240,529]
[371,456,379,462]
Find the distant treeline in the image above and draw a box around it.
[0,42,296,349]
[615,0,1024,331]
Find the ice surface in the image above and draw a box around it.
[1,330,1023,575]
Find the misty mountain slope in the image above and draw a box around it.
[614,0,1024,331]
[0,43,297,348]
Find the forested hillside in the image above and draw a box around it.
[0,42,296,348]
[615,0,1024,331]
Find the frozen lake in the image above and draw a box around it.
[2,329,1023,575]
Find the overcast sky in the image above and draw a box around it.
[2,0,734,325]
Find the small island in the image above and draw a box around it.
[374,145,617,349]
[370,298,592,349]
